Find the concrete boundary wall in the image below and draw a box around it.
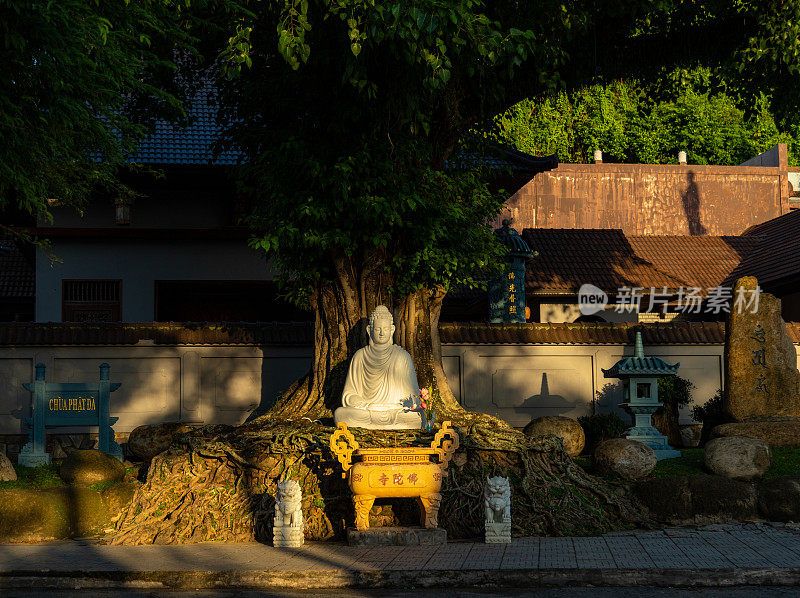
[3,340,798,435]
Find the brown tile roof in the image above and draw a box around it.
[522,229,756,296]
[726,209,800,288]
[439,321,800,345]
[628,236,756,291]
[522,229,685,295]
[0,241,34,299]
[2,321,798,346]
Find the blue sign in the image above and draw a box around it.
[19,363,123,467]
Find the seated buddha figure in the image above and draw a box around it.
[333,305,422,430]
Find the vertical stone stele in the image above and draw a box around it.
[484,476,512,544]
[273,480,304,548]
[724,276,800,421]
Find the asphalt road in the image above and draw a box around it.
[3,588,800,598]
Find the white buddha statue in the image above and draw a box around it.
[333,305,422,430]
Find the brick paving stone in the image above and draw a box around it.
[383,546,438,570]
[671,536,733,569]
[636,534,695,568]
[460,544,507,570]
[539,537,576,569]
[760,527,800,556]
[573,537,616,569]
[501,539,539,569]
[733,529,800,568]
[698,531,774,568]
[350,546,407,571]
[604,535,656,569]
[272,546,368,571]
[423,542,473,571]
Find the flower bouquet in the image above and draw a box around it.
[417,386,436,431]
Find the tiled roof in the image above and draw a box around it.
[3,321,797,346]
[0,242,34,299]
[523,229,756,295]
[0,322,313,346]
[628,236,756,291]
[131,84,558,170]
[522,229,688,295]
[132,81,241,166]
[726,209,800,288]
[439,321,737,344]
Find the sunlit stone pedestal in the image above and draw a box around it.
[347,526,447,546]
[273,526,304,548]
[485,521,511,544]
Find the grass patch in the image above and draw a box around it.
[0,463,65,490]
[651,448,705,478]
[764,447,800,480]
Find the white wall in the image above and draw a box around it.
[36,240,276,322]
[5,340,797,435]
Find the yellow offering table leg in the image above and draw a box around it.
[418,492,442,529]
[353,494,376,530]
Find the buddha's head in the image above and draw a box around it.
[367,305,395,347]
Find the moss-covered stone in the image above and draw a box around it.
[0,487,109,541]
[633,477,692,522]
[688,475,757,521]
[60,450,125,486]
[102,482,139,518]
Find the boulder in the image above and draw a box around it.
[704,436,772,480]
[711,421,800,447]
[523,416,585,457]
[593,438,657,480]
[127,422,193,461]
[0,487,109,541]
[102,482,139,517]
[60,449,125,486]
[680,424,703,448]
[723,276,800,421]
[0,452,16,482]
[758,476,800,522]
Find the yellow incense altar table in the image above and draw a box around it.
[330,421,460,530]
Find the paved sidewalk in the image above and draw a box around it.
[2,523,800,590]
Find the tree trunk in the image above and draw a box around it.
[264,252,465,421]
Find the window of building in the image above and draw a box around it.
[62,280,122,322]
[154,280,311,322]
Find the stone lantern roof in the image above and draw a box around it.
[495,220,536,259]
[601,331,680,378]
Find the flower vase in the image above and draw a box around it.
[422,411,436,431]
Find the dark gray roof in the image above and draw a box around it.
[132,82,241,166]
[0,241,34,299]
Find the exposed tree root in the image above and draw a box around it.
[110,416,649,545]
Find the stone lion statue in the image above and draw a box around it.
[484,476,511,523]
[274,480,304,529]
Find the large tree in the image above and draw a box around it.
[209,0,800,423]
[213,0,590,422]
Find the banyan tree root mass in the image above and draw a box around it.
[110,416,649,545]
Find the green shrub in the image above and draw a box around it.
[578,413,627,445]
[691,389,724,423]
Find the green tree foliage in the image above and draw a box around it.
[495,74,797,165]
[0,1,195,228]
[215,1,571,303]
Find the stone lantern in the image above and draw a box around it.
[489,220,536,323]
[601,331,681,460]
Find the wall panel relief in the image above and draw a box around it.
[469,354,594,427]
